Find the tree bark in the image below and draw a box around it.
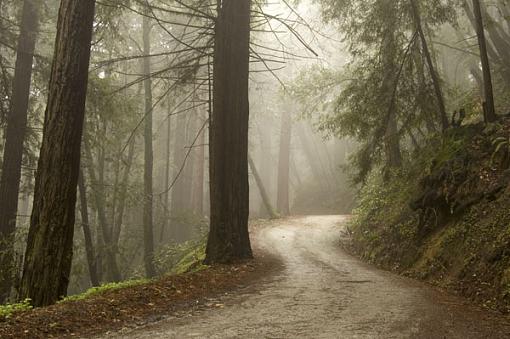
[0,0,39,303]
[277,110,292,216]
[77,170,99,287]
[18,0,97,307]
[206,0,252,264]
[472,0,497,122]
[142,10,156,278]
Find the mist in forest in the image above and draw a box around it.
[1,2,509,335]
[0,0,355,301]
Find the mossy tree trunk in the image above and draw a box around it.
[206,0,252,264]
[18,0,97,307]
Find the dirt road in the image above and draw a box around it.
[108,216,510,338]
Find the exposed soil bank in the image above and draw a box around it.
[350,120,510,314]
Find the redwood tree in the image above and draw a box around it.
[0,0,39,303]
[206,0,252,263]
[18,0,96,307]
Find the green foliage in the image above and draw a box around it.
[155,237,208,275]
[491,135,510,168]
[171,241,208,275]
[0,299,32,319]
[60,279,149,303]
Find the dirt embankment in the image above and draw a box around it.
[350,118,510,314]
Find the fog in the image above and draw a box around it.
[1,0,507,312]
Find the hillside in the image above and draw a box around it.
[349,117,510,313]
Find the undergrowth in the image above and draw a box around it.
[349,120,510,313]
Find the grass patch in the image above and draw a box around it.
[60,279,149,303]
[0,299,32,319]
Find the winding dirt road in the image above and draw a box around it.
[108,216,510,338]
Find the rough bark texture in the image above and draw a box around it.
[142,11,156,278]
[0,0,39,303]
[206,0,252,264]
[472,0,497,122]
[77,171,99,287]
[277,110,292,216]
[18,0,96,307]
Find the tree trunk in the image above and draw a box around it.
[472,0,497,122]
[277,110,292,216]
[18,0,96,307]
[192,112,206,216]
[0,0,39,303]
[249,154,278,219]
[171,113,188,213]
[205,0,252,264]
[160,101,172,242]
[170,111,194,242]
[142,10,156,278]
[112,138,135,246]
[410,0,449,132]
[83,140,122,283]
[77,170,99,287]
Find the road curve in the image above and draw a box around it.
[107,216,510,338]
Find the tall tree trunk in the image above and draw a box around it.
[112,138,135,245]
[170,111,193,242]
[161,102,172,242]
[77,170,99,287]
[0,0,39,303]
[206,0,252,264]
[142,10,156,278]
[277,110,292,216]
[472,0,497,122]
[171,113,188,213]
[18,0,96,307]
[410,0,449,132]
[249,154,278,219]
[192,112,206,216]
[83,141,122,283]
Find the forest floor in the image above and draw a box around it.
[0,222,279,338]
[100,216,509,338]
